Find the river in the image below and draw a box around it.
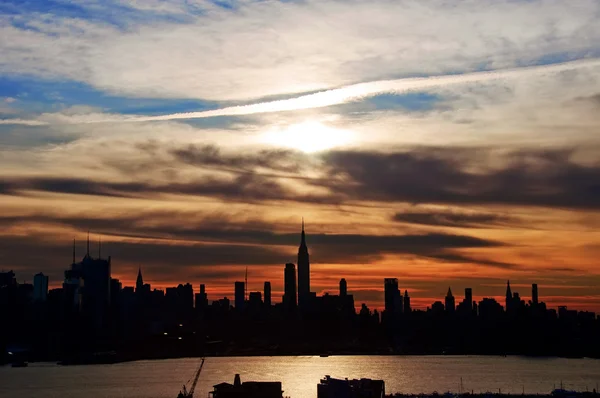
[1,356,600,398]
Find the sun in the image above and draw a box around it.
[262,121,354,153]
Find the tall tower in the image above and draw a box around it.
[297,218,310,310]
[532,283,538,306]
[284,263,297,311]
[384,278,399,313]
[403,290,411,314]
[136,267,144,293]
[465,287,473,312]
[264,281,272,307]
[445,287,455,313]
[339,278,347,296]
[234,281,245,310]
[505,280,512,313]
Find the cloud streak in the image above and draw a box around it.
[2,58,600,126]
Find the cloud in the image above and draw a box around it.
[1,0,599,101]
[2,145,599,211]
[393,209,515,228]
[0,174,337,203]
[169,143,307,174]
[3,57,600,126]
[318,147,600,210]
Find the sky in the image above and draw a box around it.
[1,0,600,311]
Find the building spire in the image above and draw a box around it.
[447,286,453,297]
[300,217,307,248]
[136,266,143,293]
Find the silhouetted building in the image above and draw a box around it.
[317,375,385,398]
[196,284,208,309]
[445,287,455,313]
[166,283,194,313]
[431,301,445,315]
[248,292,262,310]
[532,283,538,306]
[136,267,144,294]
[479,297,503,320]
[283,263,297,311]
[63,235,112,326]
[110,278,122,308]
[505,280,513,313]
[33,272,48,302]
[297,219,311,310]
[340,278,347,296]
[403,290,411,314]
[210,374,283,398]
[264,281,271,307]
[0,270,16,287]
[384,278,399,313]
[465,288,473,311]
[234,281,245,310]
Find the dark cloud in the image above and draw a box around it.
[393,209,514,228]
[170,143,305,173]
[3,145,597,210]
[574,93,600,105]
[317,147,600,209]
[0,174,337,203]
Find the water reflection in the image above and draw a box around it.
[1,356,599,398]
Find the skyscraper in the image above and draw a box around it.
[63,234,111,327]
[297,219,310,310]
[196,283,208,309]
[384,278,399,313]
[234,281,245,310]
[403,290,411,314]
[532,283,538,305]
[33,272,48,302]
[505,280,512,313]
[465,287,473,311]
[264,281,271,307]
[340,278,347,296]
[136,267,143,294]
[445,287,455,313]
[284,263,297,311]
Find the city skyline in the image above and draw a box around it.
[2,224,585,313]
[1,1,599,313]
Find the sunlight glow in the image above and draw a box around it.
[262,121,354,153]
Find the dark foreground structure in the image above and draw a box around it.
[318,375,385,398]
[210,374,284,398]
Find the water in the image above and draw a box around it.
[1,356,600,398]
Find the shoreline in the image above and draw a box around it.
[7,352,600,367]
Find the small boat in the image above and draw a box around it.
[177,358,205,398]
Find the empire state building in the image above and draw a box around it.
[297,219,310,309]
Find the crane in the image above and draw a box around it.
[178,358,205,398]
